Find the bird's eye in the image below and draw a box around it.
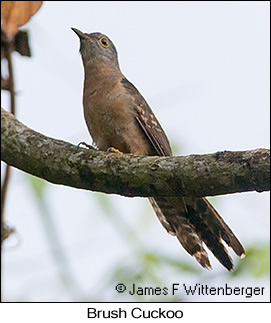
[99,36,109,48]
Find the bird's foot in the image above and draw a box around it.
[77,141,95,150]
[107,147,123,154]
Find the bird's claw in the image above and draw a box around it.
[77,141,95,149]
[107,147,123,154]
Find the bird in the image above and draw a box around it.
[72,28,245,271]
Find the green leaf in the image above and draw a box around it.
[158,254,202,274]
[232,244,270,277]
[26,174,47,201]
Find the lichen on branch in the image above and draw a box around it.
[1,107,270,198]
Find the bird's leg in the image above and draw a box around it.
[77,141,96,150]
[107,147,123,154]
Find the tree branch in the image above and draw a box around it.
[1,41,16,243]
[1,107,270,198]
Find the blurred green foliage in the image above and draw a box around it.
[26,174,85,301]
[25,173,269,301]
[27,173,47,202]
[232,245,270,278]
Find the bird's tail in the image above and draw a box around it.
[149,196,245,271]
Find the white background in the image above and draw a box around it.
[0,303,270,322]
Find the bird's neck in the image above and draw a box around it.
[83,60,122,88]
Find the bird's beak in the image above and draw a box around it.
[71,27,89,40]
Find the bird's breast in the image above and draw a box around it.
[83,82,149,154]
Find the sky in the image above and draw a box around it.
[1,1,270,302]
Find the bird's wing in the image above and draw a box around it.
[121,77,172,157]
[121,77,245,271]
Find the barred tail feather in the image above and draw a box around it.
[150,196,245,271]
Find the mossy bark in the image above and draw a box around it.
[1,107,270,198]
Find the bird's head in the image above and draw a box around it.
[71,28,119,69]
